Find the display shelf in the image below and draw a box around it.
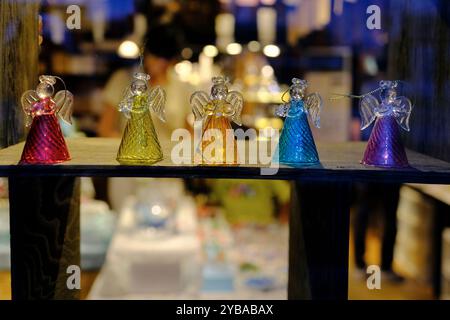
[1,137,450,183]
[4,137,450,300]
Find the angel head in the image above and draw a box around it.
[276,77,322,128]
[289,78,308,101]
[118,72,166,122]
[21,75,73,125]
[36,75,57,99]
[190,76,244,126]
[379,80,399,104]
[210,76,230,101]
[131,72,151,96]
[359,80,412,131]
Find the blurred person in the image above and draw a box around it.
[178,0,220,46]
[354,183,403,283]
[98,23,191,142]
[135,0,181,28]
[135,0,220,46]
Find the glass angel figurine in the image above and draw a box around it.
[116,72,166,165]
[190,76,243,165]
[20,75,73,164]
[359,80,412,168]
[274,78,322,166]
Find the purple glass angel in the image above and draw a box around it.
[359,80,412,168]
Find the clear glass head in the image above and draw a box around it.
[289,78,308,100]
[210,76,229,100]
[36,75,56,99]
[131,72,150,95]
[379,80,399,104]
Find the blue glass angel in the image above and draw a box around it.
[274,78,322,166]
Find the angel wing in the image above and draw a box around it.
[21,90,40,116]
[274,103,290,118]
[148,86,166,122]
[225,91,244,126]
[305,93,322,128]
[54,90,74,125]
[190,91,210,122]
[21,90,40,127]
[393,96,413,131]
[118,87,134,119]
[359,94,379,130]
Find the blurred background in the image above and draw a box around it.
[0,0,450,300]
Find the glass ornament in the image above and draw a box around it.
[359,80,412,168]
[19,75,73,164]
[116,72,166,165]
[273,78,322,166]
[190,76,243,165]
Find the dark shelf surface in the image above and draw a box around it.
[1,137,450,184]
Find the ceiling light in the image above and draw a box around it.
[263,44,280,58]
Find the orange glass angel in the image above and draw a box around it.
[190,77,243,165]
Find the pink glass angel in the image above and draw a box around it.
[20,75,73,164]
